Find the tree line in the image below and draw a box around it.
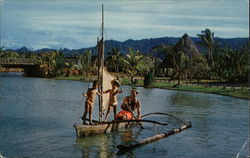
[0,28,249,84]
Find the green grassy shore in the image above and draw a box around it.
[53,76,250,100]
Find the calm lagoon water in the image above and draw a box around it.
[0,73,249,158]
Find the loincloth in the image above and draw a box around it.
[86,100,94,105]
[116,110,133,120]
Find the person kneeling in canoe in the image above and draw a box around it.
[116,88,141,120]
[82,80,102,125]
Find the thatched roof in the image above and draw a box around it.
[174,33,200,57]
[159,33,201,68]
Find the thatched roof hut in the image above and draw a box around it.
[174,33,200,57]
[160,33,201,68]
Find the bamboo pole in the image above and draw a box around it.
[100,4,105,122]
[83,118,168,126]
[117,121,192,150]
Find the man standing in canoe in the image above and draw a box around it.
[116,88,141,120]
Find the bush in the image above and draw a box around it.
[144,71,154,87]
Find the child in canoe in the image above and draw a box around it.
[103,79,123,121]
[82,80,102,125]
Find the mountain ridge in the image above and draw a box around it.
[9,36,249,57]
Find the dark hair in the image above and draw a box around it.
[131,88,139,94]
[111,79,120,87]
[93,80,99,87]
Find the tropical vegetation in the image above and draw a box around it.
[0,29,249,88]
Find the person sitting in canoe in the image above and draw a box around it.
[103,79,123,121]
[116,88,141,120]
[82,80,102,125]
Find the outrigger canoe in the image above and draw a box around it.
[74,112,191,138]
[74,118,169,138]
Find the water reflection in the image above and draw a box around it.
[75,127,143,158]
[76,134,110,158]
[116,128,143,156]
[0,72,23,77]
[169,91,213,108]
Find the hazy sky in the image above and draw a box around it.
[0,0,249,50]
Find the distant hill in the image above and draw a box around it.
[74,36,248,57]
[12,36,248,57]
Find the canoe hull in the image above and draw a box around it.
[74,122,129,138]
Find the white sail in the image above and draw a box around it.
[101,67,115,112]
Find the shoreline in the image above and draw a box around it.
[53,76,250,100]
[1,72,248,100]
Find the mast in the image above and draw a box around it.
[97,36,101,122]
[98,4,105,122]
[101,4,105,75]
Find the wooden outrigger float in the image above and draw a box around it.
[73,5,192,149]
[116,113,192,154]
[117,121,192,152]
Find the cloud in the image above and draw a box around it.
[1,0,248,50]
[1,36,24,49]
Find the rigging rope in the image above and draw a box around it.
[141,112,188,125]
[236,138,249,158]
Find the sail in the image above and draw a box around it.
[101,67,115,111]
[97,38,114,119]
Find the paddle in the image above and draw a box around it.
[124,103,144,129]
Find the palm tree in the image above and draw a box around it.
[211,48,228,80]
[105,47,122,72]
[197,28,219,68]
[152,44,175,77]
[37,51,65,77]
[119,47,150,83]
[174,50,190,84]
[79,49,96,77]
[222,47,249,81]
